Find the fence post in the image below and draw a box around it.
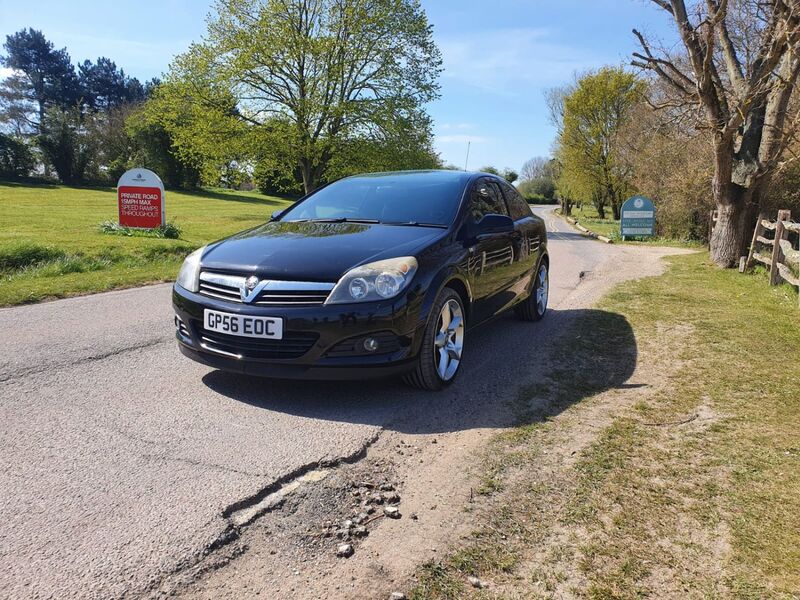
[769,209,791,285]
[744,212,767,272]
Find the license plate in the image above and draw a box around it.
[204,309,283,339]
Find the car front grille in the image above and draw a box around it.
[198,279,241,303]
[199,328,320,360]
[198,272,334,306]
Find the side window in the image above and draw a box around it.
[470,179,508,222]
[499,181,532,221]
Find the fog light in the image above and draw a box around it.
[363,337,380,352]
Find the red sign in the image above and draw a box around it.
[118,186,163,228]
[117,169,165,229]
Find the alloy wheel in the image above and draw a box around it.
[434,298,464,381]
[536,264,549,315]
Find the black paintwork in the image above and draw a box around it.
[201,220,445,281]
[173,170,548,379]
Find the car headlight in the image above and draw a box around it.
[326,257,418,304]
[175,246,205,292]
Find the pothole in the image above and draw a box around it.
[230,468,332,527]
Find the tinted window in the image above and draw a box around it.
[499,181,532,221]
[470,179,508,222]
[280,173,468,226]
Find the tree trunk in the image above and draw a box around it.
[708,137,760,267]
[611,203,621,221]
[709,200,751,267]
[299,160,316,194]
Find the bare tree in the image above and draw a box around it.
[520,156,552,181]
[633,0,800,267]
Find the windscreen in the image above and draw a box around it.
[280,173,467,226]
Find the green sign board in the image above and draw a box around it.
[620,195,656,238]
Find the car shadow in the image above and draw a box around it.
[201,307,637,435]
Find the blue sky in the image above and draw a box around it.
[0,0,676,173]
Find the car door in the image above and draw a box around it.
[497,179,543,297]
[465,178,517,324]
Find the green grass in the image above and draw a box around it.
[569,204,621,240]
[565,204,702,247]
[0,181,292,305]
[409,253,800,599]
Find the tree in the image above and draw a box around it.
[79,57,145,110]
[0,29,80,131]
[616,95,715,241]
[633,0,800,267]
[126,103,202,189]
[0,133,35,177]
[501,168,519,183]
[521,156,556,182]
[140,77,252,186]
[37,106,95,184]
[550,68,644,220]
[519,156,558,204]
[480,165,501,176]
[164,0,442,193]
[519,177,556,200]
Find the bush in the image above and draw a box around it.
[518,178,556,201]
[98,220,182,239]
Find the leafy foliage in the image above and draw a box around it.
[518,178,556,202]
[0,28,81,131]
[551,67,644,219]
[37,106,95,184]
[0,133,35,177]
[155,0,442,193]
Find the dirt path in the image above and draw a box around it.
[162,212,695,600]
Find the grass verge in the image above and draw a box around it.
[565,204,701,247]
[409,252,800,599]
[0,181,292,305]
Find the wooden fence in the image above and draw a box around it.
[741,209,800,306]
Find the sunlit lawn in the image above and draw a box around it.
[0,181,293,305]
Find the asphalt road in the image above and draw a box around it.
[0,206,617,599]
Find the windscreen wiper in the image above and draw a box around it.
[383,221,447,229]
[307,217,381,224]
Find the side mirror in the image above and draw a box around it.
[476,213,514,235]
[270,209,283,222]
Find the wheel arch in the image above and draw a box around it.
[539,251,550,270]
[442,276,471,323]
[418,268,473,329]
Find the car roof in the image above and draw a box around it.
[342,169,479,184]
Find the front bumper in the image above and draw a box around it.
[172,284,425,380]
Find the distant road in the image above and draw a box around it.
[0,204,669,599]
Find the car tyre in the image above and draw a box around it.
[404,287,465,391]
[515,260,549,322]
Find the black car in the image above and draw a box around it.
[173,170,549,390]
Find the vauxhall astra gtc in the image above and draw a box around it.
[172,170,549,390]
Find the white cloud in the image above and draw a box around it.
[0,67,17,79]
[438,27,605,95]
[438,122,474,131]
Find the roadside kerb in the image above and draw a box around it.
[558,211,614,244]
